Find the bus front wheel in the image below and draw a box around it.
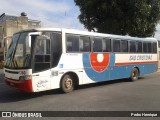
[130,68,139,81]
[60,74,74,93]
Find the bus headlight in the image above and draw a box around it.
[19,75,32,80]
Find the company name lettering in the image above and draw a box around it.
[129,55,152,61]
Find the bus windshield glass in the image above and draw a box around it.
[5,32,31,69]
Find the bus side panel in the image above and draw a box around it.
[51,53,84,86]
[115,54,158,76]
[82,53,158,83]
[140,64,158,76]
[109,66,130,80]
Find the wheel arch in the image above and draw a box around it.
[134,66,140,76]
[60,71,79,87]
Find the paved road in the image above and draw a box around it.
[0,72,160,120]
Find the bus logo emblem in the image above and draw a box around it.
[90,53,110,72]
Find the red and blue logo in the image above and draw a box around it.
[82,53,115,81]
[90,53,110,72]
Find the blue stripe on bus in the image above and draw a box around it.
[82,53,157,82]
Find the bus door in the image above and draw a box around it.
[32,33,51,92]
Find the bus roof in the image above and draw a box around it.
[14,28,157,42]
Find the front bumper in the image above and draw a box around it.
[4,77,33,92]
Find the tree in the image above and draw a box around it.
[74,0,160,37]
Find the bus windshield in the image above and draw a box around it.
[5,32,31,69]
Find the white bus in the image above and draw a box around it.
[4,28,158,93]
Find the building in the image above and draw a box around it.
[0,12,41,66]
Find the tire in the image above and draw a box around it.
[130,68,139,81]
[60,74,74,93]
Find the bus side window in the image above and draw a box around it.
[66,34,79,52]
[148,42,152,53]
[129,41,136,53]
[79,36,90,52]
[153,42,157,53]
[136,41,142,53]
[92,37,102,52]
[113,40,120,52]
[103,38,111,52]
[51,32,62,67]
[121,40,128,52]
[143,42,148,53]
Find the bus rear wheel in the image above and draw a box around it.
[60,74,74,93]
[130,68,139,81]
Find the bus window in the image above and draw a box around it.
[143,42,148,53]
[129,41,136,53]
[113,40,120,52]
[66,34,79,52]
[136,41,142,53]
[103,38,111,52]
[80,36,90,52]
[34,33,51,72]
[153,42,157,53]
[51,32,62,67]
[35,37,49,55]
[121,40,128,52]
[148,42,152,53]
[93,37,102,52]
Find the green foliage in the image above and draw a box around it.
[74,0,160,37]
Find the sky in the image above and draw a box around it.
[0,0,160,39]
[0,0,85,30]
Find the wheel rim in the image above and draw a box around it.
[65,77,73,90]
[132,70,138,80]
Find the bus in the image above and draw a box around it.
[4,28,158,93]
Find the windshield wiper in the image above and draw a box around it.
[9,35,22,68]
[24,54,31,67]
[7,52,17,68]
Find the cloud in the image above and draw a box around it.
[2,0,159,36]
[0,0,85,30]
[0,0,70,14]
